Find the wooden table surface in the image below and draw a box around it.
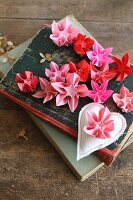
[0,1,133,199]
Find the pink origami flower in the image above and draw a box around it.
[91,63,117,84]
[113,85,133,113]
[84,107,114,139]
[45,61,69,82]
[50,18,79,47]
[15,71,38,93]
[33,78,57,103]
[88,80,114,103]
[86,42,113,67]
[51,73,89,112]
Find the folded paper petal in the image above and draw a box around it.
[77,103,127,160]
[86,42,113,67]
[91,63,117,83]
[88,80,114,103]
[33,77,57,103]
[52,73,89,112]
[45,61,69,82]
[15,71,38,92]
[111,53,132,81]
[113,85,133,113]
[50,18,79,47]
[73,33,94,56]
[69,60,91,82]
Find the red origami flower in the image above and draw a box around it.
[111,53,132,81]
[33,78,57,103]
[73,33,94,57]
[91,63,117,84]
[15,71,38,92]
[69,59,91,82]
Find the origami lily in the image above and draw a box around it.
[33,78,57,103]
[15,71,38,92]
[111,53,132,81]
[91,63,116,83]
[113,85,133,113]
[69,59,91,82]
[73,33,94,57]
[84,107,114,139]
[45,61,69,82]
[88,80,114,103]
[50,18,79,47]
[86,42,113,67]
[51,73,89,112]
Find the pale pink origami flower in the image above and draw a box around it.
[91,63,116,83]
[15,71,38,93]
[84,107,114,139]
[86,42,113,67]
[45,61,69,82]
[33,78,57,103]
[50,18,79,47]
[113,85,133,113]
[51,73,89,112]
[88,80,114,103]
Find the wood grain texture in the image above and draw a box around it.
[0,0,133,199]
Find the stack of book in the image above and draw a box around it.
[0,15,132,181]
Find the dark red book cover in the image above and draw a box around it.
[0,20,133,165]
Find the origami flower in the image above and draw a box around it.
[45,61,69,82]
[113,85,133,113]
[69,59,91,82]
[33,78,57,103]
[86,42,113,67]
[51,73,89,112]
[73,33,94,56]
[50,18,79,47]
[15,71,38,92]
[88,80,114,103]
[91,63,117,83]
[111,53,132,81]
[84,107,114,139]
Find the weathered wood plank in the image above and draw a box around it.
[0,19,133,59]
[0,0,133,23]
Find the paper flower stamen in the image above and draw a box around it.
[84,107,114,139]
[15,71,38,92]
[113,85,133,113]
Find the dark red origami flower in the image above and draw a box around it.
[111,53,132,81]
[73,33,94,57]
[69,59,91,82]
[15,71,38,92]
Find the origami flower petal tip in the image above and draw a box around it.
[50,18,79,47]
[16,71,38,92]
[113,85,133,113]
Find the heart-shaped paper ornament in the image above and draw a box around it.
[77,103,127,160]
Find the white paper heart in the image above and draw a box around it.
[77,103,127,160]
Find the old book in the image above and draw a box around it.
[0,15,133,166]
[0,39,132,181]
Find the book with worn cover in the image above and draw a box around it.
[0,15,133,166]
[0,37,133,181]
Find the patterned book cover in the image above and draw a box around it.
[0,16,133,165]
